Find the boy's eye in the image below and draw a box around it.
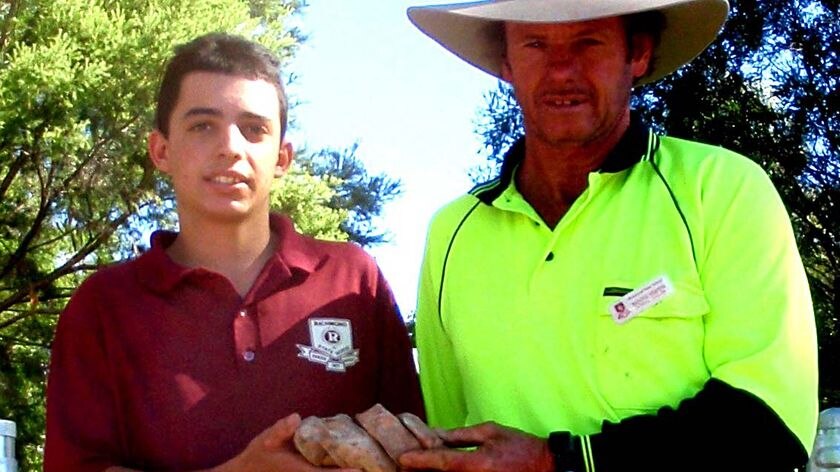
[189,122,211,132]
[523,40,546,49]
[242,124,270,138]
[247,125,269,134]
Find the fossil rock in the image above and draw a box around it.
[294,405,442,472]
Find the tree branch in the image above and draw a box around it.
[0,0,21,57]
[0,116,50,201]
[0,334,51,350]
[0,214,131,329]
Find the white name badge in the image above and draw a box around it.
[609,276,674,324]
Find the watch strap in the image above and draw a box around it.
[548,431,586,472]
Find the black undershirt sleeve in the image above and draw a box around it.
[585,378,808,471]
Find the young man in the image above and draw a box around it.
[44,33,423,471]
[401,0,818,471]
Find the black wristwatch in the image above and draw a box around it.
[547,431,580,472]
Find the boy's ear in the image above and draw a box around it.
[275,141,294,178]
[148,130,171,173]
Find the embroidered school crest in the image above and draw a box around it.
[296,318,360,372]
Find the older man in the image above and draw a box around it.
[401,0,818,471]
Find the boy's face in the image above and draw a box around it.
[149,71,292,224]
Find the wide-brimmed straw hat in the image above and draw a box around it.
[407,0,729,85]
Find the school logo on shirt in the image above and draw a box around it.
[296,318,360,372]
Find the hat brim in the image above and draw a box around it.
[407,0,729,85]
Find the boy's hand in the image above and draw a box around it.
[219,413,361,472]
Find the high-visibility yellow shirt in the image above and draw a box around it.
[415,124,818,461]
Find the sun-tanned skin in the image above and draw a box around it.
[400,17,654,472]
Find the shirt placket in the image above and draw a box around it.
[233,305,259,364]
[531,173,605,288]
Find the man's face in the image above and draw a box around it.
[148,71,292,224]
[501,17,652,148]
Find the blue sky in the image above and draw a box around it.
[286,1,500,314]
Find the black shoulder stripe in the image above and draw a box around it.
[648,134,698,267]
[437,200,482,330]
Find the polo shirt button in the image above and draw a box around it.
[239,309,248,317]
[243,350,255,362]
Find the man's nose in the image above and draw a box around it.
[544,46,579,76]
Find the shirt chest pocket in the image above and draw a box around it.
[593,281,711,415]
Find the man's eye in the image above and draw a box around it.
[524,40,545,49]
[578,38,604,47]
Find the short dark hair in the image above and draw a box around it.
[623,10,667,80]
[154,33,288,138]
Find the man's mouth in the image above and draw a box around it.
[546,97,585,106]
[540,89,590,108]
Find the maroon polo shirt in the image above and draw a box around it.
[44,214,423,471]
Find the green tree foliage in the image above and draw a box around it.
[0,1,298,467]
[271,165,349,242]
[473,0,838,408]
[0,0,400,469]
[296,143,403,246]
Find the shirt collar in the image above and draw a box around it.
[471,113,651,205]
[134,213,322,295]
[269,212,321,274]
